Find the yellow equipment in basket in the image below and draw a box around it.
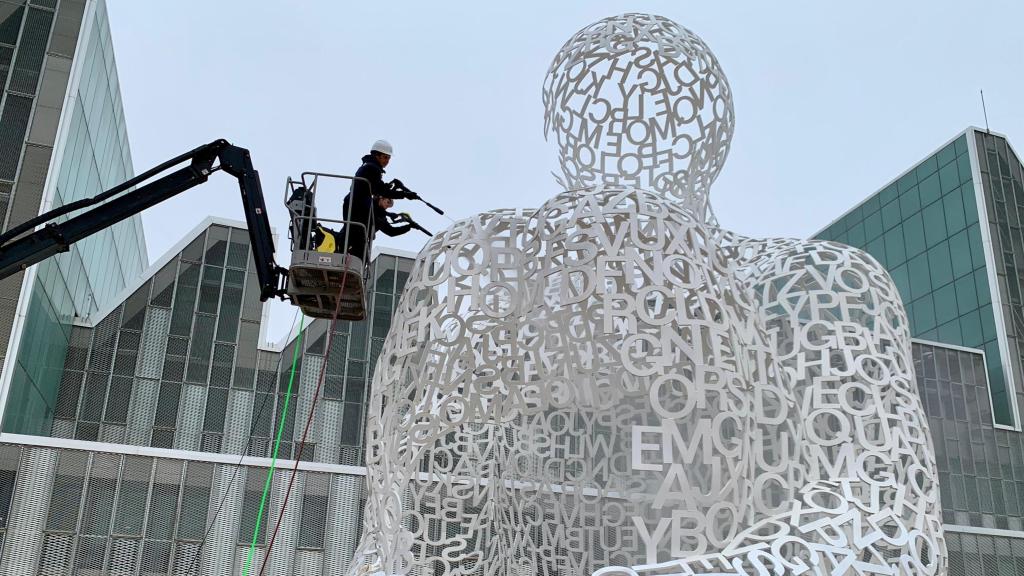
[313,225,337,253]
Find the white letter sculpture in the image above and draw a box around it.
[349,14,946,576]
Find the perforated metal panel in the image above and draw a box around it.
[265,469,301,574]
[248,438,270,459]
[234,544,264,576]
[294,354,324,448]
[216,268,244,343]
[149,258,178,308]
[203,464,243,575]
[185,314,216,384]
[152,379,181,424]
[240,268,263,324]
[121,287,149,332]
[9,7,54,95]
[300,472,329,550]
[108,537,140,575]
[324,474,364,574]
[150,429,174,449]
[0,95,32,180]
[339,445,361,467]
[45,450,86,533]
[50,418,74,439]
[199,433,221,453]
[0,445,19,528]
[178,461,212,541]
[146,460,181,541]
[210,342,235,387]
[202,387,228,435]
[113,331,140,376]
[162,336,188,382]
[138,307,171,379]
[0,443,378,575]
[173,384,206,451]
[237,467,266,547]
[225,232,250,270]
[88,309,122,373]
[223,389,253,455]
[945,531,1024,575]
[73,534,106,572]
[294,549,323,575]
[140,539,171,576]
[65,326,91,370]
[232,321,260,390]
[37,532,73,576]
[98,423,125,443]
[112,456,152,538]
[103,375,132,424]
[53,369,83,421]
[170,262,200,338]
[0,447,52,575]
[317,400,343,465]
[171,541,201,575]
[79,371,108,424]
[82,453,119,537]
[127,377,159,445]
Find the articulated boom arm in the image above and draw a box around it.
[0,139,287,301]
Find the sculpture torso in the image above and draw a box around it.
[351,187,942,575]
[349,13,945,576]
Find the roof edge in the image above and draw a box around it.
[811,126,985,239]
[74,216,260,327]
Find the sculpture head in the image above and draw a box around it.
[543,14,734,218]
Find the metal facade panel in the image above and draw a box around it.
[172,384,205,451]
[324,474,363,575]
[137,307,170,379]
[126,377,157,445]
[0,447,53,575]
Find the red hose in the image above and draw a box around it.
[258,256,354,573]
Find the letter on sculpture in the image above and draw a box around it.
[350,13,946,576]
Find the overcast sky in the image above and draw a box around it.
[106,0,1024,342]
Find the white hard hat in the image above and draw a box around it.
[371,139,393,156]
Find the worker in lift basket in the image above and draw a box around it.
[340,139,417,258]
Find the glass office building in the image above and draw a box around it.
[0,217,415,573]
[0,0,146,436]
[817,128,1024,429]
[817,127,1024,571]
[0,3,418,571]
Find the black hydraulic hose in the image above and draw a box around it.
[0,141,221,247]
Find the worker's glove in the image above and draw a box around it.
[389,178,419,200]
[389,178,410,195]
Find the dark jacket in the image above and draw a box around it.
[342,155,404,238]
[340,155,410,257]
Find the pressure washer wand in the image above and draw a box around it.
[393,212,433,237]
[417,197,445,216]
[408,220,433,237]
[391,179,446,215]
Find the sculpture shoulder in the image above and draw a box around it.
[734,237,913,383]
[737,237,904,310]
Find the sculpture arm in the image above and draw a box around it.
[693,238,942,575]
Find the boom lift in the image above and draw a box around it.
[284,172,371,320]
[0,139,374,321]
